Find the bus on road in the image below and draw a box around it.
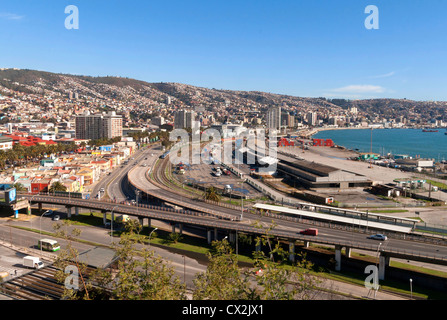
[38,239,60,252]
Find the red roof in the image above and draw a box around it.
[11,135,59,147]
[5,135,27,142]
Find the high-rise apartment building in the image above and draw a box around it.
[266,107,281,130]
[281,113,295,128]
[174,110,195,129]
[75,111,122,140]
[306,111,317,126]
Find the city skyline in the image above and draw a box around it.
[1,1,447,101]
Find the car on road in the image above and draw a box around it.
[100,188,105,192]
[43,210,53,217]
[367,234,388,241]
[52,215,60,221]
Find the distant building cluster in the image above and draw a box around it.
[0,138,136,194]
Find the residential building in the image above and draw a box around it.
[266,107,281,130]
[0,136,13,150]
[75,111,123,140]
[174,110,195,129]
[306,112,317,126]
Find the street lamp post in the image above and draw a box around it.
[241,196,244,221]
[238,181,244,221]
[110,205,117,244]
[182,255,186,285]
[39,210,48,255]
[149,227,158,246]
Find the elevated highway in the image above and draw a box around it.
[22,192,447,282]
[22,144,447,283]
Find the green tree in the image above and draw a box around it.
[203,186,221,202]
[53,220,92,300]
[250,220,321,300]
[49,181,67,193]
[193,239,256,300]
[94,221,187,300]
[13,183,27,192]
[54,219,187,300]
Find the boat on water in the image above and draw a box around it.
[422,129,438,132]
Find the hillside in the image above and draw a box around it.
[0,68,446,121]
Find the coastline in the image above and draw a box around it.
[303,126,391,139]
[301,126,447,160]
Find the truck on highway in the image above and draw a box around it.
[23,256,44,269]
[299,228,318,236]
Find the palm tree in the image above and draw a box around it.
[49,181,67,194]
[13,183,28,192]
[203,187,221,202]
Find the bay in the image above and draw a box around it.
[312,128,447,161]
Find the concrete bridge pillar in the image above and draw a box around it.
[289,242,295,263]
[335,245,342,271]
[138,217,144,227]
[229,232,235,243]
[171,223,176,233]
[207,229,212,244]
[214,228,218,241]
[147,218,151,228]
[74,207,79,216]
[379,254,390,281]
[179,223,183,235]
[66,206,72,218]
[38,202,42,213]
[345,247,351,258]
[102,210,107,225]
[303,241,310,248]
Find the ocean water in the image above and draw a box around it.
[313,128,447,161]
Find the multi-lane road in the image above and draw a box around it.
[21,143,447,270]
[98,144,447,267]
[5,143,447,299]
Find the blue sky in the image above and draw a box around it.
[1,0,447,101]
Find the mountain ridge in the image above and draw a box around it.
[0,68,446,122]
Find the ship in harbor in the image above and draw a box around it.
[422,129,439,132]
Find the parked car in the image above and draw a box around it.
[52,215,60,221]
[367,234,388,241]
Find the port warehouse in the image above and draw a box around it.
[276,159,373,190]
[252,203,413,234]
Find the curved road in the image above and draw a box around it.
[75,144,447,270]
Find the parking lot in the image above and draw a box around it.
[174,162,263,199]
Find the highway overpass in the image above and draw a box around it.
[21,193,447,282]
